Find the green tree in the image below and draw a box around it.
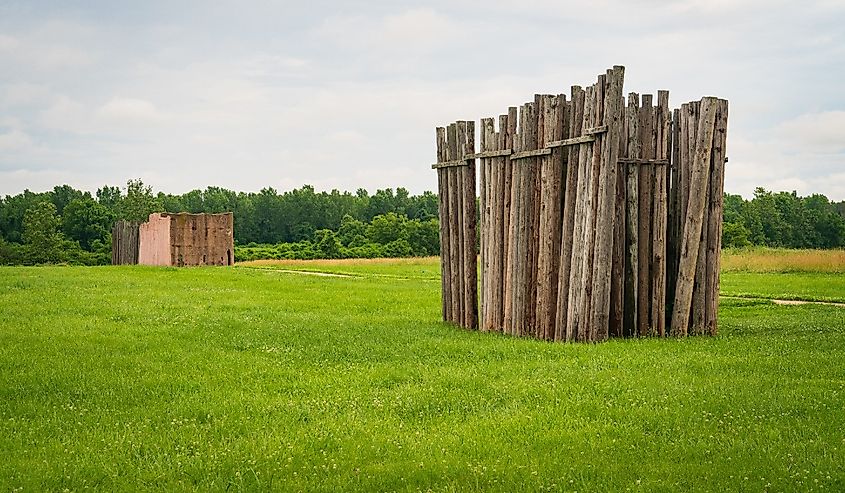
[337,215,367,247]
[22,202,64,264]
[367,212,408,245]
[313,229,343,259]
[119,179,162,222]
[722,221,752,248]
[62,198,114,250]
[50,184,88,215]
[0,190,51,243]
[96,186,122,211]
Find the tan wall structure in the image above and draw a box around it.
[114,212,234,266]
[433,66,729,342]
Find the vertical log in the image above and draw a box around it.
[508,105,524,335]
[446,123,462,325]
[690,101,707,335]
[670,97,719,336]
[666,108,681,328]
[704,99,729,336]
[637,95,654,336]
[461,120,478,330]
[589,66,624,342]
[651,90,670,337]
[536,94,564,340]
[479,120,488,330]
[610,96,627,338]
[503,107,518,335]
[480,118,496,331]
[555,86,584,341]
[528,97,542,336]
[436,127,451,322]
[624,93,640,337]
[494,115,508,331]
[575,75,604,342]
[566,84,595,342]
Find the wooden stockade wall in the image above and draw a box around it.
[112,220,140,265]
[432,66,728,341]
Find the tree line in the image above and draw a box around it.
[0,180,843,265]
[723,188,845,249]
[0,180,439,265]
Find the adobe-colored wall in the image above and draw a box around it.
[169,213,234,266]
[137,212,234,267]
[138,213,172,266]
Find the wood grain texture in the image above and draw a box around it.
[536,94,564,340]
[589,66,624,341]
[650,90,670,337]
[435,127,451,322]
[704,99,729,336]
[555,86,584,341]
[670,97,718,336]
[637,94,654,336]
[461,120,478,330]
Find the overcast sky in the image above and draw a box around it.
[1,0,843,199]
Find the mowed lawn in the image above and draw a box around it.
[1,260,844,491]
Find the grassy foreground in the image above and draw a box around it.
[1,259,844,491]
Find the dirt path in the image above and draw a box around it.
[238,267,358,278]
[721,295,845,308]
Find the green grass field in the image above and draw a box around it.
[1,257,844,491]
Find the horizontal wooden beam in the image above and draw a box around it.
[547,134,596,148]
[468,149,513,159]
[431,159,471,169]
[584,125,608,135]
[618,158,669,165]
[511,148,552,160]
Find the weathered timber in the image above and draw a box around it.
[704,99,729,336]
[436,127,452,322]
[636,94,654,336]
[536,94,564,340]
[461,120,478,330]
[589,66,624,342]
[446,123,462,325]
[623,93,640,337]
[555,85,584,341]
[670,97,719,336]
[650,90,670,337]
[111,220,140,265]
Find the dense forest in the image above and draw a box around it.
[0,180,843,265]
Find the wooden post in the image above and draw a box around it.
[651,90,670,337]
[623,93,640,337]
[536,94,564,340]
[527,97,541,336]
[666,108,681,328]
[704,99,729,335]
[461,120,478,330]
[436,127,451,322]
[503,107,517,335]
[589,66,624,342]
[610,94,627,338]
[636,95,654,336]
[494,115,508,331]
[479,120,488,330]
[670,97,719,336]
[446,123,462,325]
[480,118,495,331]
[555,86,584,341]
[566,84,595,342]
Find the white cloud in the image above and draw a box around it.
[775,111,845,154]
[0,1,843,200]
[0,128,33,151]
[97,98,165,124]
